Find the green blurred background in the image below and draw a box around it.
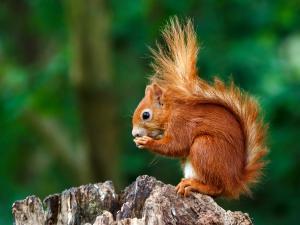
[1,0,300,224]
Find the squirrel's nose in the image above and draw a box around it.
[132,129,141,138]
[133,133,141,138]
[132,127,146,137]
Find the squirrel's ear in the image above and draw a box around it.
[145,85,152,95]
[152,83,164,105]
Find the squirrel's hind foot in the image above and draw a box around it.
[175,178,222,197]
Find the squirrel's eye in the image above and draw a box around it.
[143,111,150,120]
[141,109,152,121]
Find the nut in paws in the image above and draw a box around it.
[134,136,153,149]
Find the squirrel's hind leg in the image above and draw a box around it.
[175,178,222,197]
[176,135,226,197]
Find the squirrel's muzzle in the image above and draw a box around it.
[132,126,147,138]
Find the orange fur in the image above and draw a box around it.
[132,17,268,198]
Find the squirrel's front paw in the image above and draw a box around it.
[134,136,154,149]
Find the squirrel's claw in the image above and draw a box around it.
[175,179,194,197]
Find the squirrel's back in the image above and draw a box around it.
[150,17,268,197]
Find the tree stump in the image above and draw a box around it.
[12,175,252,225]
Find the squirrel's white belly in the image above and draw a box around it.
[183,160,197,179]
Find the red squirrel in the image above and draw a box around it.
[132,17,268,198]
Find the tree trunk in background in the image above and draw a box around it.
[65,0,120,186]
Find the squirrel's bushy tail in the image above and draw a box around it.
[151,17,268,197]
[150,17,199,94]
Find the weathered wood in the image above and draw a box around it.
[12,175,252,225]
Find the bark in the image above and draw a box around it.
[12,175,252,225]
